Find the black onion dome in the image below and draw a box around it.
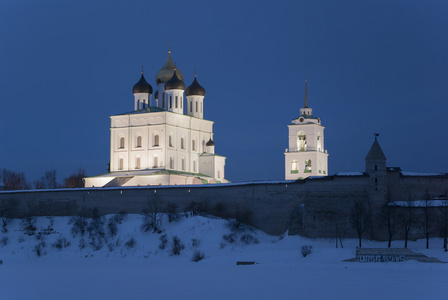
[155,53,184,84]
[165,70,185,90]
[133,74,153,94]
[185,76,206,96]
[206,139,215,146]
[155,90,158,100]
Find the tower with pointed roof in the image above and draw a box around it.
[284,79,328,179]
[365,134,387,187]
[84,50,227,187]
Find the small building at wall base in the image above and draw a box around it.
[84,51,228,187]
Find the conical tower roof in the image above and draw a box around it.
[185,75,206,96]
[165,69,185,90]
[133,73,153,94]
[365,137,386,160]
[155,51,184,84]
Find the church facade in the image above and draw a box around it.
[284,80,328,180]
[84,51,227,187]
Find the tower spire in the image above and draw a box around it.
[304,78,308,108]
[168,42,171,55]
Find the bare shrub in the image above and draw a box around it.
[107,220,118,237]
[301,245,312,257]
[191,250,205,262]
[125,236,136,249]
[34,241,46,257]
[191,238,201,248]
[223,233,236,243]
[79,238,86,250]
[159,234,168,250]
[112,211,127,224]
[21,215,37,236]
[240,234,259,245]
[52,236,71,250]
[171,236,184,256]
[69,215,88,237]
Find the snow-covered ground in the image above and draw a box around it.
[1,214,447,300]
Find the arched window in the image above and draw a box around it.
[119,137,125,149]
[154,135,159,147]
[291,160,298,173]
[169,96,172,109]
[136,157,141,169]
[317,132,322,151]
[170,157,174,169]
[218,171,220,178]
[181,138,185,149]
[137,100,140,110]
[196,101,198,112]
[162,94,165,108]
[169,136,173,147]
[190,101,193,113]
[297,131,306,151]
[181,158,185,170]
[175,96,178,108]
[192,140,196,151]
[304,159,312,172]
[202,140,206,152]
[136,136,142,148]
[154,156,158,168]
[180,97,182,109]
[119,158,123,170]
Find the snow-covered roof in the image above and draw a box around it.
[389,199,448,207]
[400,172,447,177]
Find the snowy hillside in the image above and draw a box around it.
[1,213,448,299]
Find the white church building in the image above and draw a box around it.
[284,80,328,180]
[84,51,227,187]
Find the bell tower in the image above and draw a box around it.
[284,79,329,179]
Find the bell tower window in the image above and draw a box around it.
[297,131,306,151]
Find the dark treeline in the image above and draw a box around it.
[0,168,87,190]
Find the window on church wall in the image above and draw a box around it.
[218,171,220,178]
[137,100,140,110]
[317,132,322,151]
[175,96,178,108]
[136,157,141,169]
[162,96,165,109]
[170,96,172,109]
[180,97,182,109]
[182,158,185,170]
[154,156,158,168]
[304,160,312,173]
[291,160,298,173]
[136,136,142,148]
[190,101,193,113]
[196,101,198,113]
[202,140,206,152]
[119,158,123,170]
[297,131,307,151]
[154,135,159,147]
[119,137,125,149]
[181,138,185,149]
[170,157,174,169]
[192,140,196,151]
[193,160,196,172]
[169,136,173,148]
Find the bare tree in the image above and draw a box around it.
[141,192,162,232]
[34,169,58,189]
[421,191,432,249]
[383,193,397,248]
[1,169,30,190]
[398,195,414,248]
[350,200,370,248]
[64,167,87,188]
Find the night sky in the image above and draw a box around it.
[1,0,447,184]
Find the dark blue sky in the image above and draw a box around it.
[1,0,447,183]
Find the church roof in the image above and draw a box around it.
[365,137,386,160]
[165,69,185,90]
[132,73,153,94]
[185,76,206,96]
[155,52,184,84]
